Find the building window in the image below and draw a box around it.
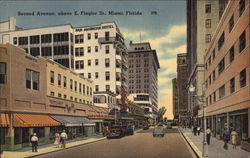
[209,75,211,85]
[75,81,77,91]
[229,45,234,63]
[79,83,81,93]
[58,74,61,86]
[41,34,52,43]
[213,91,216,103]
[13,37,17,45]
[240,69,246,88]
[41,47,52,56]
[18,37,28,45]
[105,58,110,67]
[90,88,92,96]
[58,93,62,98]
[105,71,110,81]
[239,0,245,16]
[95,46,98,52]
[205,34,211,43]
[95,72,99,79]
[219,85,225,99]
[105,45,110,54]
[87,46,91,53]
[95,59,99,66]
[64,95,67,99]
[75,60,84,69]
[212,70,215,81]
[0,62,7,84]
[106,85,110,91]
[70,79,73,90]
[70,96,73,100]
[208,56,211,66]
[239,31,246,53]
[205,19,211,28]
[30,47,40,57]
[209,95,212,105]
[50,71,54,84]
[212,49,215,59]
[205,4,211,13]
[87,33,91,40]
[105,31,110,41]
[75,47,84,56]
[30,35,40,44]
[230,78,235,94]
[83,84,85,94]
[50,91,55,96]
[218,32,224,50]
[88,60,91,66]
[95,33,98,39]
[75,34,83,43]
[63,76,67,88]
[218,58,225,74]
[53,32,69,42]
[53,46,69,55]
[87,86,89,96]
[229,15,234,32]
[88,73,91,79]
[26,69,39,90]
[95,85,99,92]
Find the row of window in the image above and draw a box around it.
[75,31,110,44]
[128,53,149,58]
[50,71,92,96]
[95,85,110,92]
[75,58,111,69]
[75,45,110,56]
[129,79,150,84]
[206,68,247,106]
[129,90,149,94]
[129,84,149,89]
[205,30,246,88]
[50,91,92,104]
[76,71,111,80]
[129,74,150,79]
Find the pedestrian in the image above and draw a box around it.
[223,130,229,150]
[193,125,197,136]
[60,130,68,148]
[31,133,38,152]
[54,132,60,148]
[206,127,211,145]
[231,129,238,149]
[197,126,201,135]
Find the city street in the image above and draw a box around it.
[36,127,196,158]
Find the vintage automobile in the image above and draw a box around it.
[122,124,134,135]
[107,125,125,138]
[153,125,165,137]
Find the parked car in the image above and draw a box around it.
[143,125,150,130]
[167,122,172,129]
[153,125,165,137]
[107,125,125,138]
[122,125,134,135]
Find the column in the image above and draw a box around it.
[5,113,15,151]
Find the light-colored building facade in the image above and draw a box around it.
[176,53,188,122]
[0,44,109,151]
[0,18,128,109]
[201,0,250,150]
[187,0,228,121]
[127,42,160,117]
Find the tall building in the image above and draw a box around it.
[0,17,128,109]
[0,43,113,150]
[201,0,250,150]
[176,53,188,122]
[172,78,178,119]
[186,0,228,120]
[127,42,160,119]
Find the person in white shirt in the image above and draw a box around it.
[31,133,38,152]
[60,130,68,148]
[206,127,211,145]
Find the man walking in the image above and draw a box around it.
[60,130,68,148]
[223,129,229,150]
[206,127,211,145]
[31,133,38,152]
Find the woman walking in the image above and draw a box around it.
[54,132,61,148]
[231,129,238,149]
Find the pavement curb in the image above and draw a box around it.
[26,137,106,158]
[178,127,203,158]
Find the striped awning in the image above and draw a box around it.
[0,113,10,127]
[50,115,95,127]
[13,113,61,127]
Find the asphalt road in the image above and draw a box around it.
[36,127,196,158]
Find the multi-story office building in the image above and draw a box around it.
[0,44,111,150]
[0,17,128,108]
[172,78,178,119]
[176,53,188,122]
[202,0,250,150]
[127,42,160,116]
[186,0,228,119]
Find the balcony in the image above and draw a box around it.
[98,37,116,44]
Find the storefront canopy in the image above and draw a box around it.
[0,113,10,127]
[50,115,95,127]
[14,113,61,127]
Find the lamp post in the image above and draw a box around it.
[189,84,207,157]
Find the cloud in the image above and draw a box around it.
[120,28,148,43]
[159,58,177,76]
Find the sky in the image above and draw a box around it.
[0,0,186,119]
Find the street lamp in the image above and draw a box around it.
[189,83,208,157]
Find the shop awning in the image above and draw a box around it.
[50,115,95,127]
[14,113,61,127]
[0,113,10,127]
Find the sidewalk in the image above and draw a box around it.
[179,127,250,158]
[2,135,106,158]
